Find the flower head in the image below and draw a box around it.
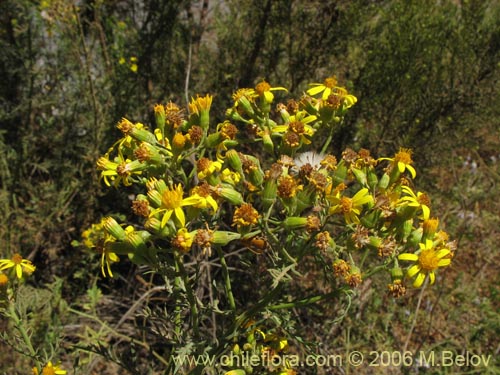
[398,239,452,287]
[380,148,416,179]
[0,253,36,279]
[33,361,67,375]
[232,203,259,228]
[328,188,373,224]
[151,183,199,228]
[251,80,287,104]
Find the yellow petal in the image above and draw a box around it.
[398,253,419,262]
[413,272,426,287]
[407,264,421,278]
[306,85,325,96]
[429,271,436,285]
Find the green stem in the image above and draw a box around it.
[175,251,200,339]
[173,254,183,338]
[267,290,343,310]
[217,247,236,316]
[8,302,39,365]
[320,125,335,155]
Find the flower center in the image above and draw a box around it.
[418,249,439,271]
[395,148,413,165]
[12,253,23,265]
[255,81,271,95]
[324,76,337,88]
[340,197,353,213]
[289,121,305,134]
[42,366,56,375]
[161,187,183,209]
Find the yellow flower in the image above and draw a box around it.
[150,184,198,228]
[328,188,373,224]
[398,239,452,287]
[33,361,67,375]
[172,227,193,253]
[272,110,316,135]
[251,80,287,103]
[0,253,36,279]
[232,203,259,228]
[97,154,146,187]
[307,75,347,101]
[379,148,416,178]
[197,157,222,180]
[190,183,219,211]
[189,94,213,116]
[398,185,431,220]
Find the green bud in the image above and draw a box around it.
[391,265,404,281]
[226,150,243,174]
[130,127,158,144]
[103,217,126,241]
[407,228,423,248]
[262,132,274,153]
[212,231,241,245]
[249,167,264,187]
[351,167,367,186]
[331,163,347,186]
[378,173,390,190]
[282,216,308,229]
[217,184,244,205]
[367,169,378,189]
[238,96,254,116]
[205,132,223,148]
[262,179,277,210]
[401,219,414,240]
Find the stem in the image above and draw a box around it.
[173,254,183,338]
[320,125,336,155]
[267,289,344,311]
[9,303,38,361]
[403,277,428,352]
[175,251,200,339]
[217,246,236,316]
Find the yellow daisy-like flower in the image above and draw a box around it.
[307,75,342,100]
[398,239,452,287]
[172,227,193,253]
[150,184,199,228]
[0,253,36,279]
[379,148,416,179]
[190,183,219,211]
[189,94,213,115]
[398,185,431,220]
[197,157,223,180]
[33,361,67,375]
[232,203,260,228]
[271,110,317,145]
[328,188,373,224]
[251,80,287,104]
[96,154,146,187]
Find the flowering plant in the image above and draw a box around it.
[78,75,455,373]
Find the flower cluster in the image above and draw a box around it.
[80,75,454,372]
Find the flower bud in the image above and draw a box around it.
[130,126,158,144]
[282,216,308,229]
[103,217,126,241]
[226,150,243,175]
[154,104,165,135]
[212,231,241,245]
[216,184,244,205]
[262,179,277,210]
[390,265,404,282]
[351,167,367,186]
[378,173,390,190]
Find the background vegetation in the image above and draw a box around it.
[1,0,499,374]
